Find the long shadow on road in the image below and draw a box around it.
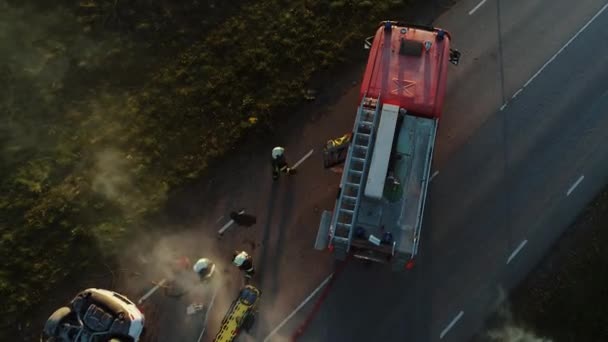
[270,177,296,299]
[257,180,279,292]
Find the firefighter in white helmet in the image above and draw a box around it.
[192,258,216,281]
[271,146,296,180]
[232,251,255,279]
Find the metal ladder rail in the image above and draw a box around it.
[345,99,382,251]
[330,101,367,245]
[331,96,381,250]
[332,96,376,243]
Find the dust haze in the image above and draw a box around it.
[92,148,143,208]
[481,287,553,342]
[0,1,122,167]
[117,223,255,341]
[0,0,161,229]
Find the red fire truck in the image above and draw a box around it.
[316,21,460,270]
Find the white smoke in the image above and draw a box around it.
[483,287,554,342]
[92,149,133,203]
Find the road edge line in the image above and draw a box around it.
[289,258,351,341]
[522,3,608,91]
[440,310,464,339]
[262,273,333,342]
[506,239,528,264]
[566,175,585,196]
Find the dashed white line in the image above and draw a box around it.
[506,239,528,264]
[499,103,508,111]
[430,170,440,181]
[263,273,333,342]
[440,310,464,339]
[217,210,245,235]
[197,286,219,342]
[215,215,224,223]
[566,175,585,196]
[292,149,314,169]
[468,0,488,15]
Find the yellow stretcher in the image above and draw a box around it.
[213,285,261,342]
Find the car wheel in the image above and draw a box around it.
[43,307,72,337]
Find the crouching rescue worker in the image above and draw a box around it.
[192,258,216,281]
[271,146,296,180]
[232,250,255,279]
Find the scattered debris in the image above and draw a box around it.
[330,166,344,174]
[187,303,205,315]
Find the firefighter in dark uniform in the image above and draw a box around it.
[272,146,295,180]
[232,250,255,279]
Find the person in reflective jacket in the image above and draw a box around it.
[271,146,296,180]
[192,258,215,281]
[232,250,255,279]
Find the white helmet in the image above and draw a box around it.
[272,146,285,159]
[233,251,248,267]
[193,258,211,273]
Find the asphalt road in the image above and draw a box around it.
[294,0,608,341]
[137,0,608,341]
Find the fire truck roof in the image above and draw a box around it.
[360,22,451,118]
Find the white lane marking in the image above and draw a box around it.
[263,273,333,342]
[440,310,464,339]
[197,286,219,342]
[500,3,608,111]
[430,170,440,181]
[506,239,528,264]
[566,175,585,196]
[511,88,523,99]
[468,0,488,15]
[523,3,608,90]
[292,149,314,169]
[215,215,224,223]
[138,278,167,304]
[217,210,245,235]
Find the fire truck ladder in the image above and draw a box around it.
[331,96,381,256]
